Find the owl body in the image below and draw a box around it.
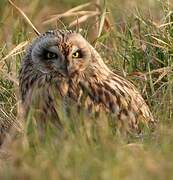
[67,53,155,132]
[19,29,156,134]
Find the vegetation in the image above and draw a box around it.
[0,0,173,179]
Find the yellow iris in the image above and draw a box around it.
[72,51,80,58]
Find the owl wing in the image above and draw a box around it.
[75,72,157,133]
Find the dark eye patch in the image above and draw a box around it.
[43,50,58,60]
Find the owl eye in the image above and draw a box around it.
[72,50,82,58]
[45,52,57,59]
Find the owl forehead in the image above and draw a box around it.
[55,32,87,55]
[39,30,88,56]
[57,41,72,57]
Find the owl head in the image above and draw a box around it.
[23,29,105,81]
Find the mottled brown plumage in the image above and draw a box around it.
[56,31,157,133]
[19,29,156,135]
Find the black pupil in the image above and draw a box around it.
[74,50,82,58]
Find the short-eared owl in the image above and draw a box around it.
[19,30,156,134]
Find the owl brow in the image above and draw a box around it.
[77,47,86,51]
[73,48,82,54]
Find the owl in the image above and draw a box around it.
[19,29,157,135]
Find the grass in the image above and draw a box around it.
[0,0,173,179]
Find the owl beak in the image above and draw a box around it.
[59,65,68,76]
[67,65,74,76]
[66,59,76,76]
[67,66,71,75]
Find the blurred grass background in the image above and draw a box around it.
[0,0,173,179]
